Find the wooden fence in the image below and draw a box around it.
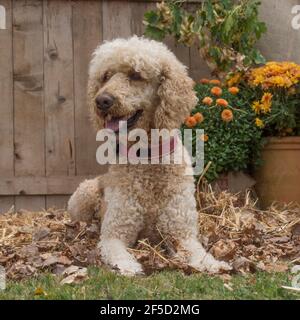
[0,0,299,212]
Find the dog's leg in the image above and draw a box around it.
[98,187,144,276]
[68,178,103,223]
[175,237,231,273]
[99,238,143,276]
[157,183,231,273]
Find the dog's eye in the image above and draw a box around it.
[102,72,110,83]
[129,71,143,81]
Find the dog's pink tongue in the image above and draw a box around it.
[105,119,120,132]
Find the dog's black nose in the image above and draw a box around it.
[95,94,115,111]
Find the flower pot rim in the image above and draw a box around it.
[264,136,300,144]
[262,136,300,151]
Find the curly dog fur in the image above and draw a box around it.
[68,36,231,275]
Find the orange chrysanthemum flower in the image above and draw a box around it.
[193,112,204,124]
[202,97,213,106]
[216,98,229,107]
[210,79,222,86]
[193,112,204,123]
[199,78,210,84]
[185,116,197,128]
[211,86,223,97]
[228,87,240,95]
[260,92,273,113]
[221,109,234,122]
[200,134,209,142]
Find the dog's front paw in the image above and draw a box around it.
[112,260,144,277]
[190,255,232,274]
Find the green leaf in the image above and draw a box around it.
[203,0,215,24]
[144,11,160,25]
[222,13,234,38]
[252,49,266,65]
[144,26,166,41]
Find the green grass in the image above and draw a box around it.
[0,268,298,300]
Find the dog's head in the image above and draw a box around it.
[88,36,198,133]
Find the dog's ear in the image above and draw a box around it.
[87,78,104,131]
[154,63,198,130]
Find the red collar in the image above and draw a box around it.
[118,136,178,161]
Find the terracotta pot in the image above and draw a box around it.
[255,137,300,208]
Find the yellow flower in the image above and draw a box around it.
[248,61,300,89]
[270,76,286,87]
[227,73,242,87]
[260,92,273,113]
[261,103,271,114]
[261,92,273,104]
[252,101,261,114]
[255,118,264,128]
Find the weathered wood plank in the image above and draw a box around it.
[108,0,203,2]
[187,3,211,80]
[131,1,193,76]
[189,45,211,80]
[164,36,190,70]
[13,0,45,209]
[0,196,14,214]
[43,0,75,177]
[0,176,95,195]
[102,0,191,73]
[102,0,132,40]
[46,195,70,209]
[258,0,300,64]
[0,0,14,213]
[130,0,153,36]
[15,196,46,212]
[73,0,104,176]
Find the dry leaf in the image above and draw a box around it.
[0,186,299,280]
[57,256,72,266]
[292,223,300,237]
[224,283,234,291]
[60,267,88,285]
[33,227,50,241]
[63,265,80,275]
[212,240,237,261]
[43,255,59,267]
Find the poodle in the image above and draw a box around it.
[68,36,231,275]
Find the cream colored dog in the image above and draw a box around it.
[68,36,231,276]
